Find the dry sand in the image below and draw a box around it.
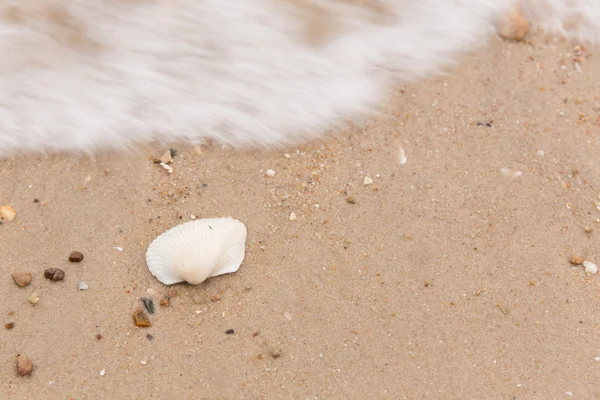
[1,32,600,399]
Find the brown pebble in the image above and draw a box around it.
[225,329,235,335]
[44,268,65,281]
[159,150,172,164]
[167,288,178,298]
[269,349,282,359]
[68,251,84,263]
[5,320,14,329]
[252,331,259,337]
[16,355,33,376]
[346,196,357,204]
[211,295,221,302]
[96,334,103,340]
[12,272,32,288]
[570,255,585,265]
[8,311,14,316]
[159,296,171,307]
[584,227,593,233]
[132,308,152,328]
[496,4,529,42]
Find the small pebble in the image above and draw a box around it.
[68,251,84,263]
[99,369,106,376]
[146,333,154,341]
[12,272,32,288]
[44,268,65,281]
[496,4,529,41]
[363,176,373,186]
[225,329,235,335]
[398,147,407,165]
[584,261,598,275]
[160,163,173,174]
[265,169,275,177]
[0,205,17,221]
[570,255,585,265]
[346,196,357,204]
[159,150,172,164]
[584,227,593,233]
[5,320,14,330]
[96,334,103,340]
[16,355,33,376]
[594,356,600,361]
[140,360,147,365]
[167,288,179,298]
[132,308,152,327]
[289,212,297,221]
[141,297,155,314]
[78,281,89,291]
[27,295,40,305]
[159,296,171,307]
[284,311,292,321]
[501,168,522,178]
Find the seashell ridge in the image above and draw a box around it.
[146,218,247,285]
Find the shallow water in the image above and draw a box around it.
[0,0,598,157]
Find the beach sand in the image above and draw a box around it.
[2,31,600,399]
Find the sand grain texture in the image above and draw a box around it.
[2,35,600,399]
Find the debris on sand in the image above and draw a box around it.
[570,255,584,265]
[44,268,65,281]
[0,205,16,221]
[12,272,32,288]
[132,308,152,328]
[69,251,84,263]
[495,4,529,42]
[16,355,33,376]
[584,261,598,275]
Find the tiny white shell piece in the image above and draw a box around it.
[584,261,598,275]
[146,218,247,285]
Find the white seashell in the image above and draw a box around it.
[146,218,247,285]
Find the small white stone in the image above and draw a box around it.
[399,148,407,165]
[265,169,275,177]
[594,356,600,361]
[78,281,89,291]
[160,163,173,174]
[190,215,196,220]
[140,361,147,365]
[284,312,292,321]
[289,212,297,221]
[284,153,291,159]
[536,150,545,157]
[99,369,106,376]
[115,247,123,251]
[566,391,573,397]
[583,261,598,274]
[501,168,522,178]
[363,176,373,185]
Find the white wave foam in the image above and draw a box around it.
[0,0,597,157]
